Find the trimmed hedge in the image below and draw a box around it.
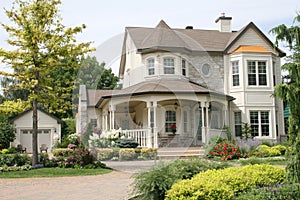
[250,145,287,157]
[132,159,230,200]
[236,183,300,200]
[165,164,285,200]
[96,148,157,161]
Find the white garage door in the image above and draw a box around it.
[20,129,51,153]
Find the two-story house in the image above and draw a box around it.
[77,14,285,148]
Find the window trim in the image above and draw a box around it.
[182,59,187,76]
[247,60,268,86]
[249,110,270,137]
[234,111,242,137]
[146,58,155,76]
[165,110,176,133]
[163,57,175,75]
[232,61,240,86]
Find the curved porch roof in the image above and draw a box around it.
[95,79,235,107]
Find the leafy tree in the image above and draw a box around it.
[0,115,16,149]
[77,56,105,89]
[0,99,31,119]
[77,56,119,89]
[0,0,93,165]
[0,76,29,101]
[97,68,119,89]
[270,13,300,183]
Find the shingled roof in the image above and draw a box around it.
[126,19,235,53]
[95,79,235,107]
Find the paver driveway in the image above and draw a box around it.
[0,160,157,200]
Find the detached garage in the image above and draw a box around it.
[11,108,62,153]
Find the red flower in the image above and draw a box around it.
[170,124,176,129]
[227,155,231,159]
[223,147,227,151]
[210,152,215,156]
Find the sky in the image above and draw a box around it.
[0,0,300,75]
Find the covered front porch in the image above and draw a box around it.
[95,79,234,148]
[99,98,230,148]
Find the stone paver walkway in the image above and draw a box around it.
[0,160,158,200]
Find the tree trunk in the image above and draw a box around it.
[32,98,38,166]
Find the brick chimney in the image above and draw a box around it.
[215,13,232,32]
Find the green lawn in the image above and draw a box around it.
[0,167,112,178]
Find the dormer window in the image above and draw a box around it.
[147,58,155,75]
[182,59,186,76]
[163,58,175,74]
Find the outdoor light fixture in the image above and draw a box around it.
[174,102,179,110]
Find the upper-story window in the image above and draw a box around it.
[248,60,267,86]
[232,61,239,86]
[147,58,155,75]
[182,59,186,76]
[163,58,175,74]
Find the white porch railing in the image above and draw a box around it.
[123,129,152,148]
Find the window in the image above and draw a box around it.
[202,64,210,76]
[234,112,242,137]
[147,58,155,75]
[250,111,269,137]
[183,110,188,133]
[232,61,239,86]
[248,61,267,86]
[90,119,97,128]
[165,110,176,132]
[182,59,186,76]
[164,58,175,74]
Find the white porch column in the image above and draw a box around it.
[153,101,158,148]
[109,111,112,130]
[201,102,206,143]
[103,111,108,131]
[205,101,210,144]
[110,105,116,130]
[147,101,152,148]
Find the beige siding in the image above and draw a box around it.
[228,27,278,55]
[12,110,61,153]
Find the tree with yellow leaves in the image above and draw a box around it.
[0,0,93,165]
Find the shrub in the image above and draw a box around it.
[207,141,247,160]
[0,153,31,167]
[97,148,114,160]
[119,148,137,160]
[204,136,228,156]
[140,148,157,159]
[250,145,285,157]
[165,164,285,200]
[235,183,300,200]
[52,148,74,157]
[236,138,261,154]
[132,159,230,200]
[114,138,139,148]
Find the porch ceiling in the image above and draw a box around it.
[95,79,235,107]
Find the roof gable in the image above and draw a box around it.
[10,108,62,124]
[225,22,285,57]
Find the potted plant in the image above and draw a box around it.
[170,124,176,134]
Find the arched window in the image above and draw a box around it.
[147,58,155,75]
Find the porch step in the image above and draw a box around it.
[157,147,205,159]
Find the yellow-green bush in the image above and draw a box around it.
[97,148,114,160]
[165,164,285,200]
[119,148,137,160]
[52,148,74,157]
[141,148,157,159]
[250,145,284,157]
